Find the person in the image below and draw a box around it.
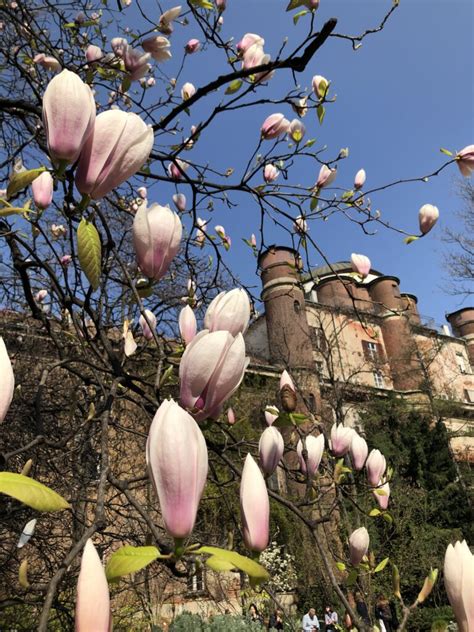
[248,603,263,626]
[355,592,370,626]
[324,606,338,631]
[268,608,284,630]
[375,595,394,632]
[302,607,320,631]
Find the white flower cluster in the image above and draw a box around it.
[259,540,297,593]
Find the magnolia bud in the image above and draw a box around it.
[351,253,371,278]
[296,434,324,477]
[240,454,269,552]
[349,527,369,566]
[312,74,329,99]
[456,145,474,177]
[418,204,439,235]
[261,113,290,140]
[354,169,366,190]
[31,171,53,209]
[259,426,284,475]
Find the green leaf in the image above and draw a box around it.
[205,555,236,572]
[317,105,325,125]
[7,167,47,199]
[121,75,131,93]
[77,218,101,290]
[392,563,401,599]
[0,472,70,512]
[382,512,393,524]
[293,9,308,24]
[374,557,389,573]
[346,568,358,586]
[190,0,214,9]
[310,196,318,211]
[336,562,346,571]
[404,235,419,245]
[273,413,294,428]
[440,147,453,156]
[225,79,243,95]
[194,546,269,582]
[342,189,354,201]
[373,488,388,496]
[369,508,381,517]
[305,138,316,148]
[106,546,161,581]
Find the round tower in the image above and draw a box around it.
[447,308,474,366]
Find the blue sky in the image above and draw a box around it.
[141,0,473,326]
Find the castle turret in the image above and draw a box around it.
[447,308,474,367]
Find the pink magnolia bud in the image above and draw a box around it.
[0,337,15,423]
[35,289,48,303]
[76,110,154,199]
[312,74,329,99]
[351,253,371,278]
[293,215,308,234]
[185,38,201,54]
[350,433,368,470]
[240,454,269,552]
[227,407,236,425]
[158,6,182,35]
[147,77,156,87]
[42,69,96,164]
[354,168,366,190]
[133,203,182,280]
[259,426,284,475]
[142,35,172,62]
[236,33,264,55]
[373,479,390,510]
[289,119,305,143]
[316,164,337,188]
[263,164,279,183]
[280,369,295,392]
[216,0,226,10]
[137,186,147,199]
[444,540,474,631]
[60,254,72,266]
[179,330,249,422]
[172,193,186,212]
[261,113,290,140]
[75,539,110,632]
[349,527,369,566]
[250,233,257,247]
[147,399,208,539]
[34,54,61,72]
[456,145,474,177]
[264,406,279,426]
[123,46,151,82]
[181,82,196,101]
[85,45,103,63]
[179,305,197,345]
[330,423,354,457]
[139,309,157,340]
[418,203,439,235]
[297,434,324,477]
[366,449,386,487]
[111,37,128,57]
[204,289,251,336]
[31,171,53,209]
[168,159,189,180]
[215,225,226,239]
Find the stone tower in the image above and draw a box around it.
[447,308,474,366]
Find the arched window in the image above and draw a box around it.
[293,300,301,313]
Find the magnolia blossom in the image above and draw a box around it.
[330,423,354,456]
[111,37,128,57]
[227,407,236,425]
[204,289,251,336]
[85,45,103,63]
[34,53,61,72]
[123,46,151,82]
[172,193,186,212]
[289,119,305,143]
[142,35,172,62]
[280,369,295,392]
[181,82,196,101]
[312,74,329,99]
[147,399,208,539]
[158,5,182,35]
[133,203,182,280]
[315,164,337,189]
[261,113,290,140]
[0,337,15,423]
[293,215,308,234]
[32,171,53,209]
[297,434,324,477]
[216,0,226,11]
[443,540,474,632]
[240,454,269,552]
[51,223,67,239]
[291,96,308,118]
[139,309,157,341]
[259,426,284,475]
[185,39,201,54]
[287,0,319,9]
[179,305,197,345]
[42,69,96,164]
[242,41,265,70]
[349,527,369,566]
[76,110,154,199]
[75,540,110,632]
[60,254,72,266]
[456,145,474,177]
[35,289,48,303]
[350,433,368,470]
[418,204,439,235]
[373,479,390,510]
[264,406,279,426]
[366,449,386,487]
[351,253,371,278]
[179,330,249,422]
[263,164,279,183]
[236,33,265,55]
[168,158,189,180]
[137,186,147,200]
[354,169,366,190]
[196,217,207,247]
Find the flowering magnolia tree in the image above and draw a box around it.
[0,1,473,631]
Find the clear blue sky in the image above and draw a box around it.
[140,0,473,326]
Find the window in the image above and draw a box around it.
[456,353,468,374]
[311,327,327,352]
[362,340,384,363]
[464,389,474,403]
[315,360,324,377]
[308,393,317,412]
[373,371,385,389]
[187,564,205,593]
[293,300,301,314]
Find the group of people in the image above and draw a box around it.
[302,606,339,631]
